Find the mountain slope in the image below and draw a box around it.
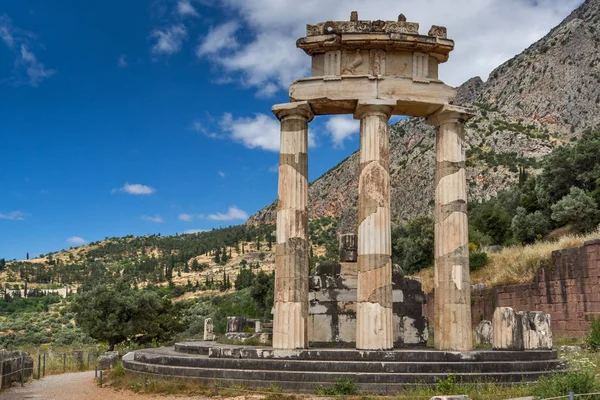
[478,0,600,132]
[248,0,598,231]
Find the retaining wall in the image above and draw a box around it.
[424,239,600,337]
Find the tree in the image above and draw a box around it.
[235,268,255,290]
[470,201,514,245]
[551,187,600,233]
[72,280,182,350]
[250,271,274,319]
[511,207,551,244]
[391,216,434,274]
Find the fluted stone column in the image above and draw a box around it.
[271,101,314,349]
[355,100,396,350]
[427,105,475,352]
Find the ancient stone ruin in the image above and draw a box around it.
[123,13,562,391]
[273,11,475,351]
[308,233,428,347]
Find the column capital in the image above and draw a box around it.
[354,99,396,120]
[272,101,314,122]
[426,104,476,127]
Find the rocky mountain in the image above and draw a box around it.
[248,0,599,233]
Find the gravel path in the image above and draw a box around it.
[0,371,223,400]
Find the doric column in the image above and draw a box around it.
[427,105,476,352]
[271,101,314,349]
[355,100,396,350]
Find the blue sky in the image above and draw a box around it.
[0,0,582,260]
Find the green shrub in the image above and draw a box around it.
[587,316,600,352]
[435,374,459,395]
[470,252,489,272]
[533,370,600,399]
[317,377,357,395]
[112,364,125,377]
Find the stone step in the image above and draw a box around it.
[134,349,563,374]
[123,359,557,389]
[174,342,559,362]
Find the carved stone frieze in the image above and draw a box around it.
[428,25,448,39]
[370,49,386,76]
[306,12,420,37]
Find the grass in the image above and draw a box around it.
[413,227,600,293]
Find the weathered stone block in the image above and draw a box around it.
[204,317,215,341]
[339,233,357,262]
[475,320,492,345]
[227,316,246,333]
[521,311,552,350]
[492,307,524,350]
[98,351,119,370]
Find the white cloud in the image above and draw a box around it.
[325,115,359,148]
[0,15,55,86]
[113,182,156,195]
[67,236,86,245]
[218,112,316,152]
[199,0,581,93]
[196,22,239,57]
[206,206,249,221]
[177,0,200,18]
[220,112,280,151]
[192,120,221,139]
[184,229,206,234]
[217,170,226,177]
[151,24,188,55]
[179,213,194,221]
[18,45,55,86]
[141,214,164,223]
[268,164,279,173]
[118,54,128,68]
[0,211,27,220]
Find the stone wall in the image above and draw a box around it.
[309,262,428,347]
[423,239,600,338]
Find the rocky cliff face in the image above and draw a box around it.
[479,0,600,132]
[248,0,599,231]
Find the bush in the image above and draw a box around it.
[511,207,552,243]
[317,377,357,395]
[587,316,600,351]
[470,252,489,272]
[551,187,600,233]
[533,370,600,399]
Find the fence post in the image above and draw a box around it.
[95,364,97,379]
[569,391,575,400]
[99,370,103,387]
[0,354,3,390]
[214,382,219,396]
[37,354,41,379]
[87,353,90,370]
[63,353,66,372]
[20,356,24,387]
[42,353,45,377]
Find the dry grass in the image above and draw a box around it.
[412,227,600,293]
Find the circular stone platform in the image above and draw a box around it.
[123,341,564,393]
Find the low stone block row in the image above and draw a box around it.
[474,307,552,350]
[124,344,563,393]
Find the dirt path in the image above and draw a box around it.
[0,371,215,400]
